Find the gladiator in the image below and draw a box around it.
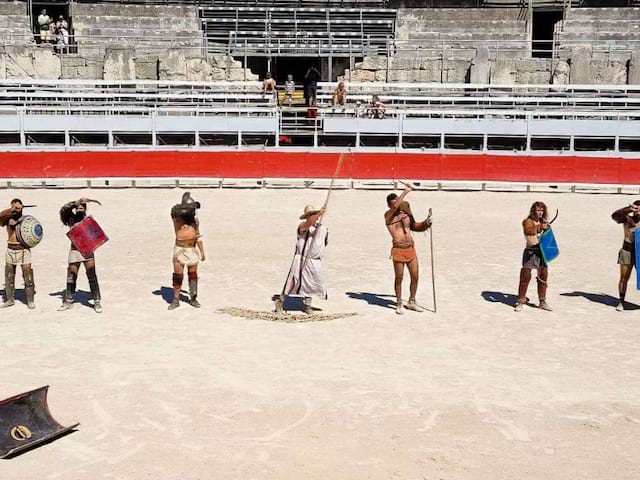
[0,199,36,309]
[611,200,640,311]
[514,202,552,312]
[169,192,205,310]
[275,205,328,314]
[384,185,432,315]
[58,198,103,313]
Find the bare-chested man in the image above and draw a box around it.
[169,193,205,310]
[515,201,551,312]
[0,198,35,309]
[611,200,640,311]
[384,185,431,315]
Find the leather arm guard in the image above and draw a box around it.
[410,218,431,232]
[612,206,633,224]
[0,208,11,227]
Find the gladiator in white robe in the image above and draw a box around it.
[282,224,328,299]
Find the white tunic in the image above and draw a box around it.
[283,224,328,299]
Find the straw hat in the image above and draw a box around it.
[300,205,321,219]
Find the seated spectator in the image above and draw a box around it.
[332,81,347,108]
[37,9,51,44]
[55,15,69,54]
[262,72,277,100]
[283,74,295,107]
[368,95,385,119]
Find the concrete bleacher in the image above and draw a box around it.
[71,3,203,53]
[558,7,640,58]
[394,8,528,58]
[0,1,32,45]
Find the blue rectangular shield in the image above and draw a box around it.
[539,228,559,264]
[635,228,640,290]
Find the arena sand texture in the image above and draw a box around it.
[1,187,639,479]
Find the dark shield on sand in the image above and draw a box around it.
[0,386,79,459]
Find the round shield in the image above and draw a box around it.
[16,215,44,249]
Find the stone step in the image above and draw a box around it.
[0,1,27,16]
[562,19,640,33]
[72,3,198,18]
[397,7,524,22]
[74,27,202,41]
[409,31,528,40]
[566,7,640,22]
[560,31,640,41]
[73,16,200,31]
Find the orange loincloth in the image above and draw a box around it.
[391,246,417,263]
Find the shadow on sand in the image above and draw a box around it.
[481,291,519,308]
[345,292,397,310]
[560,291,640,310]
[152,286,189,305]
[48,289,93,307]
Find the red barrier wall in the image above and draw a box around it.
[1,151,639,184]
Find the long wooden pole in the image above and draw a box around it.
[428,208,437,313]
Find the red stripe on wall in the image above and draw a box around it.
[1,151,639,184]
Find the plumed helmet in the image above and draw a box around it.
[180,192,201,209]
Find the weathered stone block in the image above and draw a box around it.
[444,59,469,83]
[374,70,387,82]
[491,59,516,84]
[33,48,61,80]
[103,48,135,80]
[351,69,376,82]
[226,68,247,81]
[186,58,211,81]
[5,46,34,78]
[470,46,490,84]
[591,60,627,85]
[159,49,186,80]
[629,50,640,85]
[552,60,570,85]
[360,56,387,70]
[570,46,593,84]
[135,56,159,80]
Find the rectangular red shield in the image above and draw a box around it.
[66,216,108,257]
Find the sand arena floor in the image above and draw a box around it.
[1,187,639,479]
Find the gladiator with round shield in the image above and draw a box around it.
[0,198,42,309]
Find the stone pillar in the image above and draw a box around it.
[569,46,593,84]
[628,50,640,85]
[470,46,490,85]
[103,48,136,81]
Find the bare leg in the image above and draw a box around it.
[393,261,404,314]
[59,262,80,311]
[515,267,532,311]
[405,257,423,312]
[618,264,634,311]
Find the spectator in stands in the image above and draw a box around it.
[332,81,347,109]
[37,9,51,44]
[55,15,69,54]
[283,74,295,107]
[262,72,277,101]
[304,64,321,107]
[368,95,385,119]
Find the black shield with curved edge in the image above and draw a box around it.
[0,386,79,459]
